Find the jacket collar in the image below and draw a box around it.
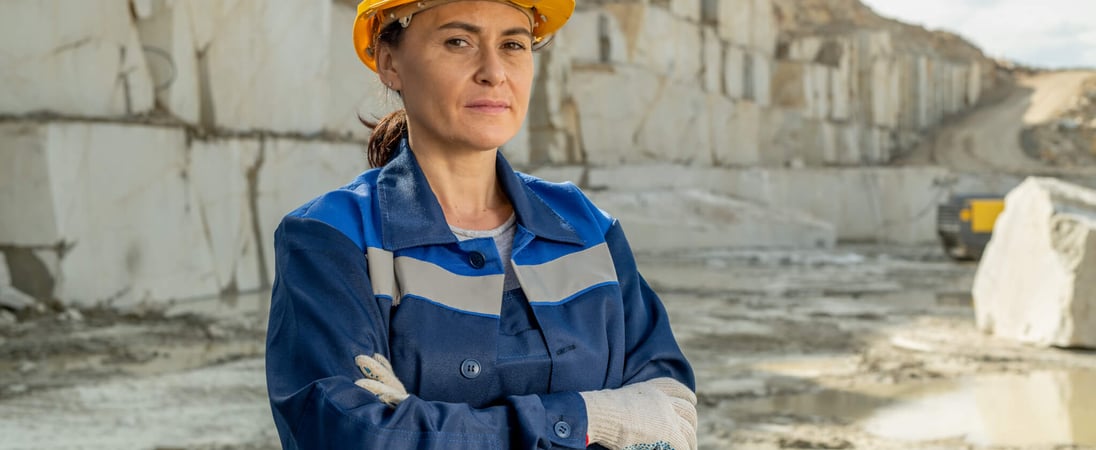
[377,138,584,250]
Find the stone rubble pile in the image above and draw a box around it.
[1022,75,1096,166]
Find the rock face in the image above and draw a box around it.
[0,121,367,308]
[586,189,836,251]
[972,177,1096,348]
[0,0,1010,307]
[0,0,155,117]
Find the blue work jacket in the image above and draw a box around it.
[266,139,695,449]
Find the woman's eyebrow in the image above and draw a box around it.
[502,27,534,39]
[438,21,533,39]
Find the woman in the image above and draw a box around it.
[265,1,697,449]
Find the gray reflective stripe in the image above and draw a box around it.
[366,247,399,303]
[395,256,504,316]
[515,243,619,304]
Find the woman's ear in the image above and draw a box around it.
[375,45,403,92]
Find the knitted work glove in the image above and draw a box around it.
[354,353,409,407]
[580,378,698,450]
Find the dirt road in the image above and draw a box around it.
[901,70,1096,174]
[2,246,1095,449]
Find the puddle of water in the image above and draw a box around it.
[751,355,861,378]
[736,370,1096,446]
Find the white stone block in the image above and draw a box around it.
[871,58,901,128]
[670,0,702,22]
[0,122,220,306]
[188,138,264,293]
[973,177,1096,348]
[831,63,852,121]
[856,30,893,61]
[635,84,712,165]
[713,100,762,166]
[257,139,370,284]
[860,126,896,163]
[558,10,604,64]
[916,56,933,129]
[185,1,332,133]
[785,36,824,62]
[772,61,807,110]
[948,63,967,114]
[750,0,777,55]
[766,115,835,166]
[0,121,282,307]
[723,46,746,100]
[0,253,9,287]
[833,123,863,165]
[718,0,752,48]
[967,61,983,107]
[588,189,836,251]
[702,27,722,93]
[605,4,701,83]
[134,0,202,124]
[765,168,948,244]
[0,124,59,246]
[0,0,154,117]
[709,96,736,165]
[588,165,950,244]
[667,17,704,83]
[896,54,921,130]
[818,121,839,164]
[571,66,661,164]
[131,0,155,19]
[53,123,223,307]
[807,64,831,119]
[751,51,773,107]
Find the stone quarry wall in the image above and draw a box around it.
[0,0,1000,308]
[505,0,996,167]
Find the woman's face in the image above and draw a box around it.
[378,1,535,154]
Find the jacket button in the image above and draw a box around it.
[460,359,481,379]
[553,420,571,439]
[468,251,486,269]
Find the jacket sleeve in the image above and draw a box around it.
[265,217,588,450]
[604,219,696,391]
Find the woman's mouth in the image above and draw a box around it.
[466,100,510,114]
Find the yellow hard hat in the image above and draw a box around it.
[353,0,575,72]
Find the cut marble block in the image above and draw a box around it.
[0,0,154,117]
[973,177,1096,348]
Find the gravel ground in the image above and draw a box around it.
[1,245,1094,449]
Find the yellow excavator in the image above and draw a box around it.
[937,194,1005,260]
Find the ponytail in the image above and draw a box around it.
[363,109,407,167]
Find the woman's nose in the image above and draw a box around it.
[475,48,506,86]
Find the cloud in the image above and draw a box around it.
[860,0,1096,68]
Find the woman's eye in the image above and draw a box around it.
[446,38,470,48]
[503,41,528,51]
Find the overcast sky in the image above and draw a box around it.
[859,0,1096,69]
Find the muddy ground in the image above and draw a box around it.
[1,245,1094,449]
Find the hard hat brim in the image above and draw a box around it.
[353,0,574,72]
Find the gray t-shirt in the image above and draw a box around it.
[449,213,520,291]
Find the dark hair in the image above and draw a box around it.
[363,21,409,168]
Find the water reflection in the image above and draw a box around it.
[739,370,1096,446]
